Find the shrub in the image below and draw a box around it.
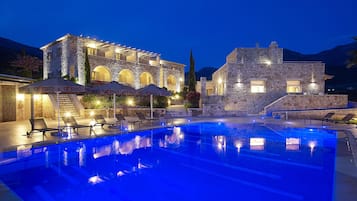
[186,91,200,108]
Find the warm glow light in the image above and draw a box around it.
[149,60,155,66]
[87,43,97,49]
[179,77,183,82]
[265,60,272,65]
[90,111,95,117]
[250,80,265,93]
[34,94,41,100]
[175,94,180,99]
[115,48,121,53]
[168,99,171,105]
[96,100,101,105]
[218,78,223,84]
[16,94,25,101]
[90,120,96,126]
[64,112,71,117]
[127,98,134,106]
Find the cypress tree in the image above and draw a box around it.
[188,50,196,91]
[84,49,91,85]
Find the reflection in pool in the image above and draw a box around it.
[0,122,336,201]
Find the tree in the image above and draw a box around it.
[10,50,42,78]
[84,49,91,85]
[347,36,357,68]
[188,50,196,92]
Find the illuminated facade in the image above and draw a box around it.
[201,41,343,114]
[41,34,185,92]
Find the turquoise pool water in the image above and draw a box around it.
[0,122,336,201]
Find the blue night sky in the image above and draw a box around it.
[0,0,356,71]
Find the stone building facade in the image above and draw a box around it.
[201,41,345,114]
[41,34,185,91]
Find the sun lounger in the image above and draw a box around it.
[322,112,335,122]
[115,113,140,129]
[339,113,355,123]
[94,114,115,128]
[62,116,93,135]
[135,112,160,126]
[27,118,61,137]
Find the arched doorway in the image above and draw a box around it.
[118,69,134,87]
[167,75,176,91]
[140,72,153,87]
[92,66,112,82]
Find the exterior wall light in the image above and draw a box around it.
[16,94,25,101]
[127,98,134,106]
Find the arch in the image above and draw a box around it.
[140,72,153,87]
[92,66,112,82]
[167,74,177,91]
[118,69,134,87]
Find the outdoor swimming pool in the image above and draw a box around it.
[0,122,336,201]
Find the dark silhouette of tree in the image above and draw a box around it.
[10,50,42,78]
[347,36,357,68]
[84,49,91,85]
[188,50,196,92]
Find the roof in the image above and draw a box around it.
[0,73,35,83]
[40,34,160,57]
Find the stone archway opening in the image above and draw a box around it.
[92,66,112,82]
[140,72,153,87]
[118,69,134,87]
[167,75,176,92]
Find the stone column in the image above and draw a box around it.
[61,38,69,77]
[134,66,140,89]
[77,38,85,85]
[43,48,49,79]
[200,77,207,97]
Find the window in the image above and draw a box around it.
[251,80,265,93]
[87,47,97,56]
[286,80,302,93]
[115,53,121,60]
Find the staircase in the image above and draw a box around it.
[50,94,80,118]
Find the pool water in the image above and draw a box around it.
[0,122,336,201]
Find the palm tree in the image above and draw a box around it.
[347,36,357,68]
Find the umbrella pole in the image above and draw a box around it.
[30,94,35,131]
[56,91,61,134]
[113,93,116,119]
[150,94,153,119]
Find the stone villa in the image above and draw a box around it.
[41,34,185,91]
[198,42,348,115]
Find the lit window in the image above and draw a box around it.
[115,53,121,60]
[286,80,301,93]
[251,80,265,93]
[87,47,97,56]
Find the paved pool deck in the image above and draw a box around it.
[0,116,356,200]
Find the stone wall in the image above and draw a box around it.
[264,94,348,115]
[207,42,326,114]
[42,34,185,90]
